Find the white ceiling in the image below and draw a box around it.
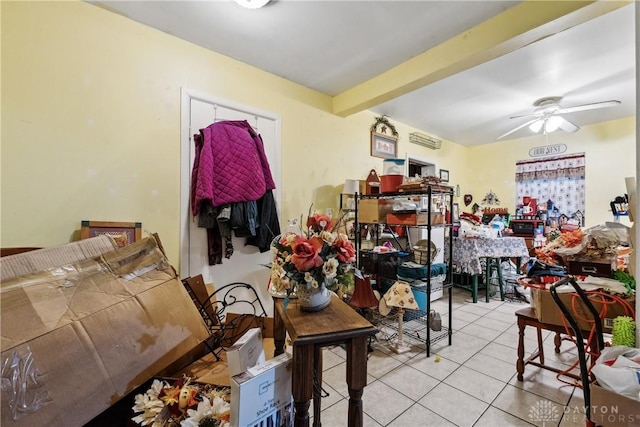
[90,0,636,146]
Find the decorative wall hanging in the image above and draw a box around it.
[481,190,500,205]
[370,115,398,159]
[439,169,449,182]
[463,194,473,206]
[370,115,398,137]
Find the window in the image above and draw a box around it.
[515,153,585,225]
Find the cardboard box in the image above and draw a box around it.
[0,236,209,426]
[357,198,393,223]
[0,235,118,282]
[530,287,633,333]
[230,352,293,427]
[431,212,446,224]
[226,327,266,378]
[386,212,427,225]
[590,383,640,427]
[386,212,445,226]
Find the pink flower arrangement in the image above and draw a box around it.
[270,212,356,296]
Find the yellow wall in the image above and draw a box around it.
[1,2,636,268]
[1,1,466,266]
[465,117,636,227]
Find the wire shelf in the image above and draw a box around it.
[379,310,450,347]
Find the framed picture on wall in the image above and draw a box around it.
[439,169,450,182]
[370,132,398,159]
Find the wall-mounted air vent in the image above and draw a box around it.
[409,132,442,150]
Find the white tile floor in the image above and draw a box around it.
[314,287,592,427]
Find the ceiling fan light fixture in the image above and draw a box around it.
[529,120,544,133]
[234,0,271,9]
[501,97,620,140]
[545,116,563,133]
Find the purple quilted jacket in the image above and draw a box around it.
[191,120,276,215]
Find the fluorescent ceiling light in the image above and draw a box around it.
[235,0,271,9]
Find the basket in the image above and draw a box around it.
[412,239,440,264]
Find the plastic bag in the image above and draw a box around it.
[1,346,51,420]
[588,224,627,248]
[591,346,640,401]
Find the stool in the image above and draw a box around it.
[485,257,505,301]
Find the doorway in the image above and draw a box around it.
[407,156,436,178]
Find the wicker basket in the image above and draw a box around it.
[412,239,440,264]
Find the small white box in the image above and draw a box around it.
[230,352,293,427]
[226,327,266,378]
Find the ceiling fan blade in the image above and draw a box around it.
[496,118,540,140]
[509,112,543,120]
[558,117,580,133]
[557,100,621,115]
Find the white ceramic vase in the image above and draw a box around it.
[296,281,331,312]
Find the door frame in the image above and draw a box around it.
[179,87,282,278]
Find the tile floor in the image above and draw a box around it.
[313,287,592,427]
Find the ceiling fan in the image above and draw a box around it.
[496,96,621,140]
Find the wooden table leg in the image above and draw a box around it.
[537,327,545,365]
[346,336,368,427]
[517,315,525,381]
[554,332,562,353]
[293,344,314,427]
[274,302,286,357]
[313,346,322,427]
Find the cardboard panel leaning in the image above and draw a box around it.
[0,235,209,426]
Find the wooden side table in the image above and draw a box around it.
[273,294,378,427]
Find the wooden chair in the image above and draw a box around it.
[182,275,268,361]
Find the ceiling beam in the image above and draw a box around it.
[332,0,632,117]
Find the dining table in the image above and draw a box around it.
[448,236,530,302]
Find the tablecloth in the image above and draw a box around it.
[449,236,530,275]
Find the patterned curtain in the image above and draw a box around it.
[515,153,585,224]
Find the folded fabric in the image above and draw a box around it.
[398,262,427,279]
[398,262,447,279]
[526,259,565,278]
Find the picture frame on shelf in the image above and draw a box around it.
[439,169,449,182]
[370,132,398,159]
